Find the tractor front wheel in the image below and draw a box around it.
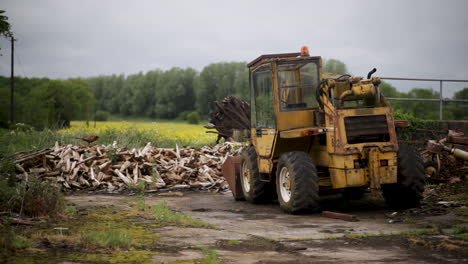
[382,145,425,209]
[240,146,271,203]
[276,151,319,214]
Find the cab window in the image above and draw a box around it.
[251,64,275,128]
[278,60,320,111]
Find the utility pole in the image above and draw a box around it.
[9,36,14,125]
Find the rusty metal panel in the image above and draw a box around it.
[322,211,359,222]
[248,52,312,67]
[221,156,244,200]
[394,120,410,128]
[447,135,468,145]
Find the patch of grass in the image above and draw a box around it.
[199,247,220,264]
[0,120,217,157]
[136,194,151,211]
[454,234,468,240]
[31,232,81,246]
[397,228,439,236]
[453,207,468,216]
[152,201,214,228]
[452,225,468,234]
[452,225,468,240]
[80,229,131,249]
[226,240,241,245]
[0,226,34,252]
[338,228,439,240]
[344,232,383,239]
[70,250,155,264]
[63,203,78,216]
[128,180,148,194]
[10,235,33,249]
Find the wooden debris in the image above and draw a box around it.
[207,96,250,143]
[12,142,243,193]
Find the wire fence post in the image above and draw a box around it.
[439,80,443,121]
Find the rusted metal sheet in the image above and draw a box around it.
[221,155,244,200]
[394,120,410,128]
[447,135,468,145]
[247,52,301,67]
[321,211,359,222]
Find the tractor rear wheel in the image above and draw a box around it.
[382,145,425,209]
[240,146,271,203]
[276,151,319,214]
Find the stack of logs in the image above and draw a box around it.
[12,142,243,192]
[207,96,250,143]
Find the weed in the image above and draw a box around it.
[226,240,241,245]
[199,247,220,264]
[108,147,119,163]
[80,229,131,249]
[11,176,65,217]
[1,174,66,217]
[344,233,381,239]
[10,235,33,249]
[452,225,468,235]
[136,195,150,211]
[64,203,78,216]
[128,179,148,193]
[397,228,439,236]
[152,201,213,228]
[453,207,468,216]
[0,226,33,252]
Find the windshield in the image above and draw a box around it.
[277,60,320,111]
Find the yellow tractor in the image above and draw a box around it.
[222,46,425,213]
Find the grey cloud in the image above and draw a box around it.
[0,0,467,95]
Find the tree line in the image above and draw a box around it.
[0,60,467,129]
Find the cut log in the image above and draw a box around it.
[114,169,132,185]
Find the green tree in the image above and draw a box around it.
[196,62,248,116]
[0,10,12,37]
[448,87,468,120]
[323,59,348,75]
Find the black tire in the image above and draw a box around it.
[342,188,366,200]
[382,145,425,209]
[276,151,319,214]
[240,146,271,203]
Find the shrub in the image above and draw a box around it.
[4,175,66,217]
[95,110,110,121]
[187,111,201,124]
[177,111,191,121]
[393,109,439,141]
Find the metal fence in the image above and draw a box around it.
[380,77,468,120]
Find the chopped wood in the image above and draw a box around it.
[114,169,132,185]
[12,141,244,193]
[77,155,98,165]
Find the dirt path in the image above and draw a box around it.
[64,192,467,264]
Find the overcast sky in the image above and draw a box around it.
[1,0,467,95]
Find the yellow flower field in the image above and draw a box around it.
[60,121,217,148]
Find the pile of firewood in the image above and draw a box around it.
[12,142,243,193]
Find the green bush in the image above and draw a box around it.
[95,110,110,121]
[393,109,439,141]
[177,111,191,121]
[1,175,66,218]
[187,111,201,124]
